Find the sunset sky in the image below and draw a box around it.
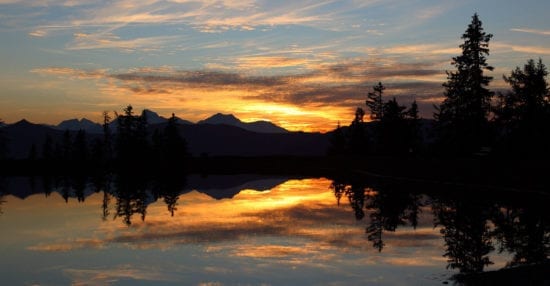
[1,0,549,132]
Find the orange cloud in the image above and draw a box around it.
[27,238,105,252]
[30,67,107,79]
[236,56,311,69]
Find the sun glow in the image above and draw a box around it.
[239,103,346,132]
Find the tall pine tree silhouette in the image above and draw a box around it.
[435,13,494,155]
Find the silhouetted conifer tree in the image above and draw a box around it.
[366,82,385,120]
[102,111,113,162]
[379,97,408,154]
[115,105,151,165]
[495,58,550,156]
[406,100,422,154]
[435,13,494,155]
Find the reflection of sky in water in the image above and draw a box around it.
[0,178,510,285]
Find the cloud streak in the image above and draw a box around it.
[493,42,550,55]
[510,28,550,36]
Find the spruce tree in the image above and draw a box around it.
[115,105,150,165]
[102,111,113,162]
[379,97,408,154]
[436,13,494,155]
[497,58,550,156]
[366,82,385,120]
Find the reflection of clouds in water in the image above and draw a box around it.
[27,178,446,269]
[27,238,105,252]
[64,265,181,285]
[9,178,461,285]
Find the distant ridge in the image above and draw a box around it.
[2,115,327,159]
[142,109,193,125]
[4,119,65,159]
[198,113,288,134]
[56,118,102,133]
[42,110,288,134]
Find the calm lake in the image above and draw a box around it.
[0,174,548,285]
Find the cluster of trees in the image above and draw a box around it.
[331,14,550,158]
[330,178,550,274]
[28,105,188,170]
[329,82,421,156]
[494,58,550,156]
[18,173,184,226]
[436,14,550,157]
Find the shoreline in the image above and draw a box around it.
[1,155,548,194]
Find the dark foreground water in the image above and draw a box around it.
[0,174,548,285]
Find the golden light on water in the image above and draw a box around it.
[0,177,520,285]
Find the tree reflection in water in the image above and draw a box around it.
[27,172,185,226]
[330,178,550,275]
[113,174,150,226]
[151,173,186,217]
[0,174,547,278]
[432,196,495,273]
[492,199,550,267]
[331,179,423,252]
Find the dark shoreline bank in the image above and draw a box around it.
[1,155,548,194]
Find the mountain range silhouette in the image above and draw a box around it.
[2,111,329,158]
[52,110,288,134]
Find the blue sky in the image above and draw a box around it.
[1,0,549,131]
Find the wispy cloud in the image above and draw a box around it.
[30,67,107,79]
[236,56,312,69]
[64,265,178,285]
[27,238,105,252]
[382,44,459,55]
[28,29,47,37]
[67,32,180,51]
[414,3,452,20]
[510,28,550,36]
[34,0,343,35]
[493,42,550,55]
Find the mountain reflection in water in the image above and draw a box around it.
[0,174,548,285]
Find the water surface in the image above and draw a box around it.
[0,175,547,285]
